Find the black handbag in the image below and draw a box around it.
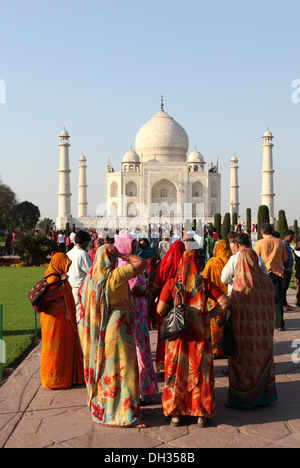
[160,291,188,340]
[222,310,236,356]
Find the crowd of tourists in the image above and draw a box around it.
[36,221,298,428]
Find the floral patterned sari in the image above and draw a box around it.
[228,249,277,409]
[78,246,141,426]
[114,233,158,403]
[161,250,216,419]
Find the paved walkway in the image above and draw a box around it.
[0,288,300,449]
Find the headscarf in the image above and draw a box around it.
[202,239,232,295]
[232,248,272,293]
[79,245,116,316]
[154,240,185,289]
[175,249,204,300]
[78,245,117,406]
[44,252,77,332]
[45,252,70,285]
[114,233,142,289]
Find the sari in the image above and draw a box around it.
[114,234,158,404]
[202,239,232,358]
[161,250,222,418]
[153,241,185,370]
[40,253,84,389]
[228,249,278,409]
[78,246,141,426]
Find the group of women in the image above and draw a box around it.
[39,232,278,429]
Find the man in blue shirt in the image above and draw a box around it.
[283,229,295,311]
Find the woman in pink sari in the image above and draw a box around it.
[114,233,158,404]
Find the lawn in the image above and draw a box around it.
[0,266,47,374]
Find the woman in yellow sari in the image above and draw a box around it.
[202,239,232,358]
[78,243,148,427]
[40,253,84,389]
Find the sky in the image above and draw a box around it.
[0,0,300,225]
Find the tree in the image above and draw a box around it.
[38,218,55,233]
[13,233,57,266]
[277,210,288,240]
[214,213,221,235]
[232,212,238,228]
[0,182,17,228]
[11,201,40,230]
[246,208,252,233]
[294,220,299,239]
[257,205,270,240]
[221,213,231,240]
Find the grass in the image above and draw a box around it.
[0,266,47,375]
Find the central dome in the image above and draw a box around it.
[135,107,189,163]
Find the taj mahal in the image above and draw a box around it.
[55,99,275,231]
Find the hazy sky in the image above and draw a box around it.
[1,0,300,225]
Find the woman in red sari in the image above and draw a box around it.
[227,249,277,409]
[148,240,185,372]
[40,253,84,389]
[157,249,230,427]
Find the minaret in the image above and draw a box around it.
[261,129,275,221]
[78,154,88,218]
[229,155,239,218]
[57,128,72,229]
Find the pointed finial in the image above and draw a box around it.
[161,95,164,111]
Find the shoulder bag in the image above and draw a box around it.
[28,274,65,308]
[160,290,188,340]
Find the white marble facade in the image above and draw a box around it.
[106,102,221,228]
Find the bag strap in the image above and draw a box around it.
[44,273,62,281]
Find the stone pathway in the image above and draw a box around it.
[0,289,299,448]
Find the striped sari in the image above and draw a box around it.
[228,249,278,409]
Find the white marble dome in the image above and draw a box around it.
[122,148,140,163]
[188,148,204,163]
[135,108,189,163]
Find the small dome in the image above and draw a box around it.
[188,148,204,163]
[123,148,140,163]
[79,154,87,162]
[231,155,238,161]
[263,129,273,138]
[60,128,70,137]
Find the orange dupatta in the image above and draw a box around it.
[202,239,231,358]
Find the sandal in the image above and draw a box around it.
[197,417,211,428]
[170,417,181,427]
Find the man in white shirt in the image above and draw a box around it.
[67,230,92,323]
[221,233,268,295]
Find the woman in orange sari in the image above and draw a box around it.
[202,239,232,358]
[40,253,84,389]
[157,249,230,427]
[228,249,277,409]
